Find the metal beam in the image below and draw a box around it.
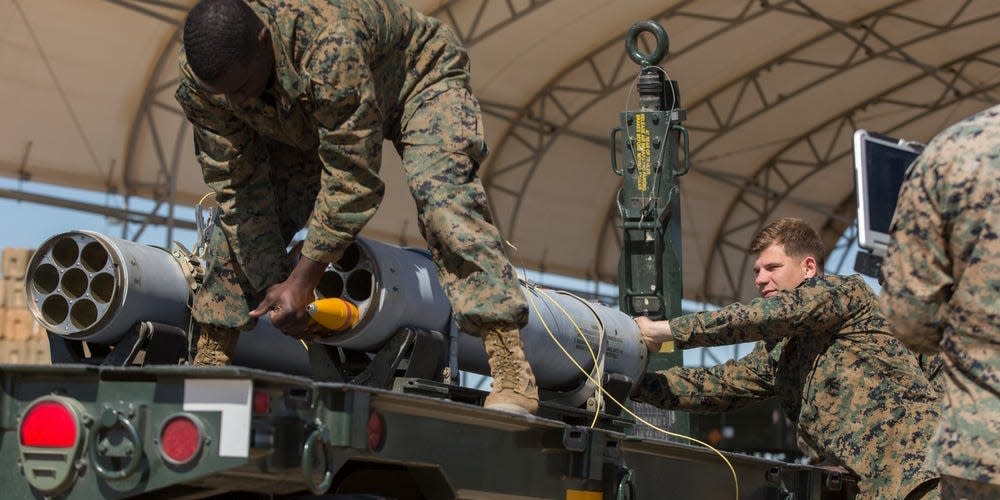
[431,0,552,46]
[484,0,772,238]
[102,0,184,26]
[692,165,852,224]
[701,45,1000,304]
[0,187,196,231]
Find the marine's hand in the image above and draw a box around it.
[249,280,324,338]
[249,255,328,339]
[634,316,673,352]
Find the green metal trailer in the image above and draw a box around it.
[1,364,852,499]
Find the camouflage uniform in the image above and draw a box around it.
[880,104,1000,497]
[174,0,528,336]
[918,353,946,397]
[632,275,941,499]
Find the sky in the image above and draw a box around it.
[0,176,876,369]
[0,178,198,251]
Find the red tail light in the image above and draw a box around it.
[253,390,270,414]
[159,414,203,465]
[367,411,385,451]
[20,400,78,448]
[18,397,87,495]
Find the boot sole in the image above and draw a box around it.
[484,402,535,416]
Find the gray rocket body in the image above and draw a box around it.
[24,231,646,392]
[307,237,648,391]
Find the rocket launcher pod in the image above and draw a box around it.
[23,231,647,401]
[313,237,648,394]
[24,230,311,375]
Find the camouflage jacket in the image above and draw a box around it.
[175,0,470,292]
[632,274,940,499]
[880,103,1000,484]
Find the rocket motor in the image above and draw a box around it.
[23,231,647,393]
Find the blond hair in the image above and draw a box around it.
[749,218,825,269]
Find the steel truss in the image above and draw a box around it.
[481,0,1000,303]
[65,0,999,307]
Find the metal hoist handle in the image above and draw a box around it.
[610,126,624,175]
[673,123,690,177]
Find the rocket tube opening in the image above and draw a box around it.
[52,238,79,268]
[90,272,115,303]
[32,263,60,294]
[70,300,98,330]
[42,295,69,325]
[334,243,360,271]
[316,271,344,299]
[80,242,109,272]
[345,270,372,301]
[60,268,88,299]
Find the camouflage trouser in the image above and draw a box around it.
[905,477,941,500]
[396,84,527,336]
[194,84,528,336]
[939,475,1000,500]
[193,140,320,330]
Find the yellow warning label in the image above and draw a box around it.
[659,340,675,353]
[634,114,651,191]
[566,490,602,500]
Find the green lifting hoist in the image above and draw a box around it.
[612,20,690,382]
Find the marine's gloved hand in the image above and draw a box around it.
[250,255,328,339]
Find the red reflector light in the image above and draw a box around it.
[253,390,270,414]
[20,401,77,448]
[160,415,202,465]
[367,411,385,451]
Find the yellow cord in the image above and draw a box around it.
[530,285,604,428]
[524,282,740,500]
[502,239,736,496]
[197,191,216,206]
[525,283,604,428]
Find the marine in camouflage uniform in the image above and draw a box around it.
[632,219,940,499]
[880,104,1000,499]
[175,0,537,413]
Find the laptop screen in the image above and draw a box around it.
[852,130,922,255]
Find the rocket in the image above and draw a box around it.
[307,297,360,331]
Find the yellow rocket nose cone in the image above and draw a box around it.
[307,298,360,331]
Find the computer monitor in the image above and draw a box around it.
[852,129,923,256]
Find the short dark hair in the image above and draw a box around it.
[749,218,825,269]
[183,0,263,83]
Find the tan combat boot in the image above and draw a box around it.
[483,328,539,415]
[193,325,240,366]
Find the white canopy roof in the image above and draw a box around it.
[2,0,998,304]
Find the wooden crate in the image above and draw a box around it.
[0,338,51,365]
[3,309,41,341]
[25,337,51,365]
[0,339,26,364]
[3,278,27,309]
[2,248,34,280]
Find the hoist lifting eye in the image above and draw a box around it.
[626,20,670,67]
